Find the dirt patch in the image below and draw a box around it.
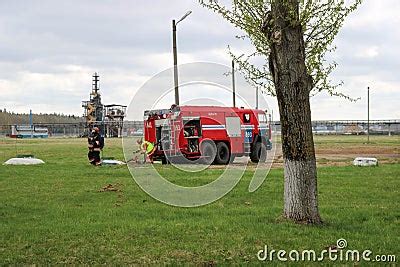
[97,183,126,207]
[98,183,123,192]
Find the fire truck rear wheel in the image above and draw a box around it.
[250,142,267,163]
[201,141,217,165]
[214,142,230,165]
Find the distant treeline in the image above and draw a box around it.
[0,109,84,125]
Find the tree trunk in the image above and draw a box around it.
[265,0,322,224]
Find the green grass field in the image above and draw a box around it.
[0,136,399,264]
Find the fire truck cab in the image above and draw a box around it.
[143,105,272,164]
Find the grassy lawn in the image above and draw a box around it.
[0,137,399,264]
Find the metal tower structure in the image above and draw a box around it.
[82,73,126,137]
[82,73,104,135]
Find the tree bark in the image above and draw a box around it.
[264,0,322,224]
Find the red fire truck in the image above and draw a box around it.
[144,105,272,164]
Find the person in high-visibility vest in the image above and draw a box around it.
[136,139,156,163]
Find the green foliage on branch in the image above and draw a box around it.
[200,0,362,99]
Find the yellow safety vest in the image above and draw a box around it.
[142,141,154,154]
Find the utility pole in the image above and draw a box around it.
[255,87,259,109]
[172,11,192,106]
[232,60,236,107]
[367,86,370,143]
[29,109,33,138]
[172,20,179,106]
[271,109,274,124]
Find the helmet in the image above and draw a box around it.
[92,127,100,133]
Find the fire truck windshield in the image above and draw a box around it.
[258,113,267,123]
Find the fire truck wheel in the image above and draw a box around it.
[215,142,230,165]
[250,142,267,163]
[201,141,217,165]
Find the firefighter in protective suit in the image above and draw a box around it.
[88,127,103,166]
[136,139,156,163]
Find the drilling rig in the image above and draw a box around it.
[82,73,104,135]
[82,73,126,137]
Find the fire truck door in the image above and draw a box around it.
[242,124,254,155]
[257,113,269,138]
[225,117,242,154]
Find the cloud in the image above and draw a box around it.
[355,46,379,59]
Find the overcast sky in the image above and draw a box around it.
[0,0,399,120]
